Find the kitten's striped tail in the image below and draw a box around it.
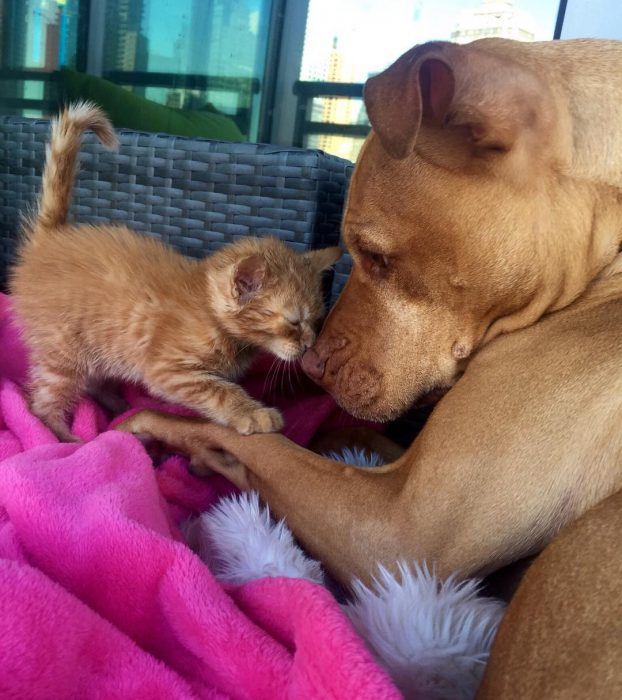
[37,101,118,231]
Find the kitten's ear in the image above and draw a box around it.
[305,247,342,272]
[234,254,267,304]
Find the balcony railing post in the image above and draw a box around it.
[292,93,308,148]
[292,80,369,149]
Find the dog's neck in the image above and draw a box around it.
[507,40,622,191]
[459,41,622,344]
[537,41,622,305]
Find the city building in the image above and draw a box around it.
[1,0,28,69]
[42,0,78,70]
[451,0,537,44]
[103,0,148,72]
[316,37,357,158]
[302,35,361,161]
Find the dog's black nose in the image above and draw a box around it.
[301,347,326,380]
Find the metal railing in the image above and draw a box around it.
[1,71,372,151]
[0,69,59,113]
[292,80,370,148]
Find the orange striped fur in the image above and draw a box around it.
[10,102,340,440]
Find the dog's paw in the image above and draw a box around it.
[114,410,159,436]
[231,407,284,435]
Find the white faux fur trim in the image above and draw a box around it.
[184,447,379,582]
[188,491,324,585]
[323,446,387,467]
[345,563,504,700]
[186,446,505,699]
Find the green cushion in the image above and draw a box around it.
[58,68,244,142]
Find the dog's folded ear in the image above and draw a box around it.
[364,41,553,161]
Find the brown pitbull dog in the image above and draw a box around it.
[117,39,622,586]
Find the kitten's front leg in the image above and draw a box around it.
[148,370,283,435]
[29,362,84,442]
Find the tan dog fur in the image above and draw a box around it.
[117,38,622,675]
[477,489,622,699]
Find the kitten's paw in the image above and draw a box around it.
[233,407,284,435]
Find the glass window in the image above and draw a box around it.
[297,0,561,160]
[99,0,274,140]
[0,0,274,141]
[0,0,80,118]
[0,0,562,159]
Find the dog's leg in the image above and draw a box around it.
[117,357,622,589]
[116,410,413,585]
[122,408,563,590]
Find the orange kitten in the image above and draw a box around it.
[10,102,340,441]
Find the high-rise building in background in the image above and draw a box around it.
[104,0,149,72]
[1,0,28,69]
[300,0,428,161]
[44,8,60,70]
[166,89,182,109]
[41,0,78,69]
[57,0,78,67]
[304,34,358,159]
[29,0,57,67]
[451,0,536,43]
[0,0,79,71]
[0,0,29,102]
[0,0,79,109]
[313,37,358,159]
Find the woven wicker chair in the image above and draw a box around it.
[0,115,354,301]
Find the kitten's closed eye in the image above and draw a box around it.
[280,311,303,328]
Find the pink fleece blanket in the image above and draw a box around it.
[0,294,398,699]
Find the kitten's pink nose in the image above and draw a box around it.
[301,347,326,380]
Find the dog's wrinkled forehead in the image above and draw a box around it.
[362,39,555,177]
[344,136,461,255]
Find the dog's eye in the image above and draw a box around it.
[360,250,390,277]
